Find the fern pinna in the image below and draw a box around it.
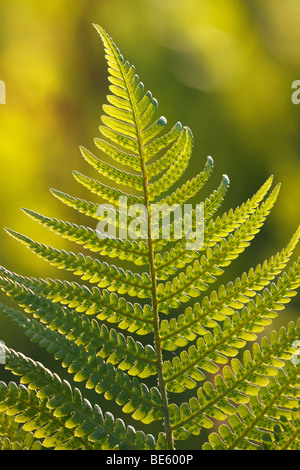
[0,25,300,452]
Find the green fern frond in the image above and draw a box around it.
[0,412,43,450]
[0,303,162,424]
[170,319,300,443]
[154,175,274,276]
[4,229,152,298]
[1,349,156,450]
[0,277,157,380]
[22,208,149,266]
[0,266,153,334]
[160,227,300,351]
[156,184,281,312]
[72,170,143,206]
[0,24,299,451]
[162,258,300,393]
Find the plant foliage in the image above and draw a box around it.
[0,25,300,451]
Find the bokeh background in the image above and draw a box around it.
[0,0,300,449]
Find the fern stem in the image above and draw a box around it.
[0,414,16,443]
[109,40,175,448]
[140,134,175,451]
[132,105,174,450]
[148,235,174,450]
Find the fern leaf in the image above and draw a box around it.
[0,266,153,335]
[4,229,152,298]
[80,146,144,190]
[160,226,300,350]
[0,24,299,452]
[157,184,280,312]
[0,412,43,450]
[22,208,149,266]
[154,175,273,277]
[170,320,300,442]
[93,24,177,165]
[0,304,163,424]
[0,279,157,379]
[72,170,143,206]
[162,258,300,392]
[1,349,156,449]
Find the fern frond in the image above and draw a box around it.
[22,208,149,266]
[4,229,152,298]
[1,24,299,451]
[0,303,163,424]
[72,171,143,206]
[162,258,300,392]
[1,349,157,449]
[157,184,281,312]
[170,320,300,442]
[0,412,43,450]
[0,266,153,335]
[154,175,273,276]
[80,146,144,190]
[93,23,179,166]
[160,226,300,350]
[0,278,157,379]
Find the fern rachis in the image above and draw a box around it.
[0,24,300,451]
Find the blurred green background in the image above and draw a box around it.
[0,0,300,448]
